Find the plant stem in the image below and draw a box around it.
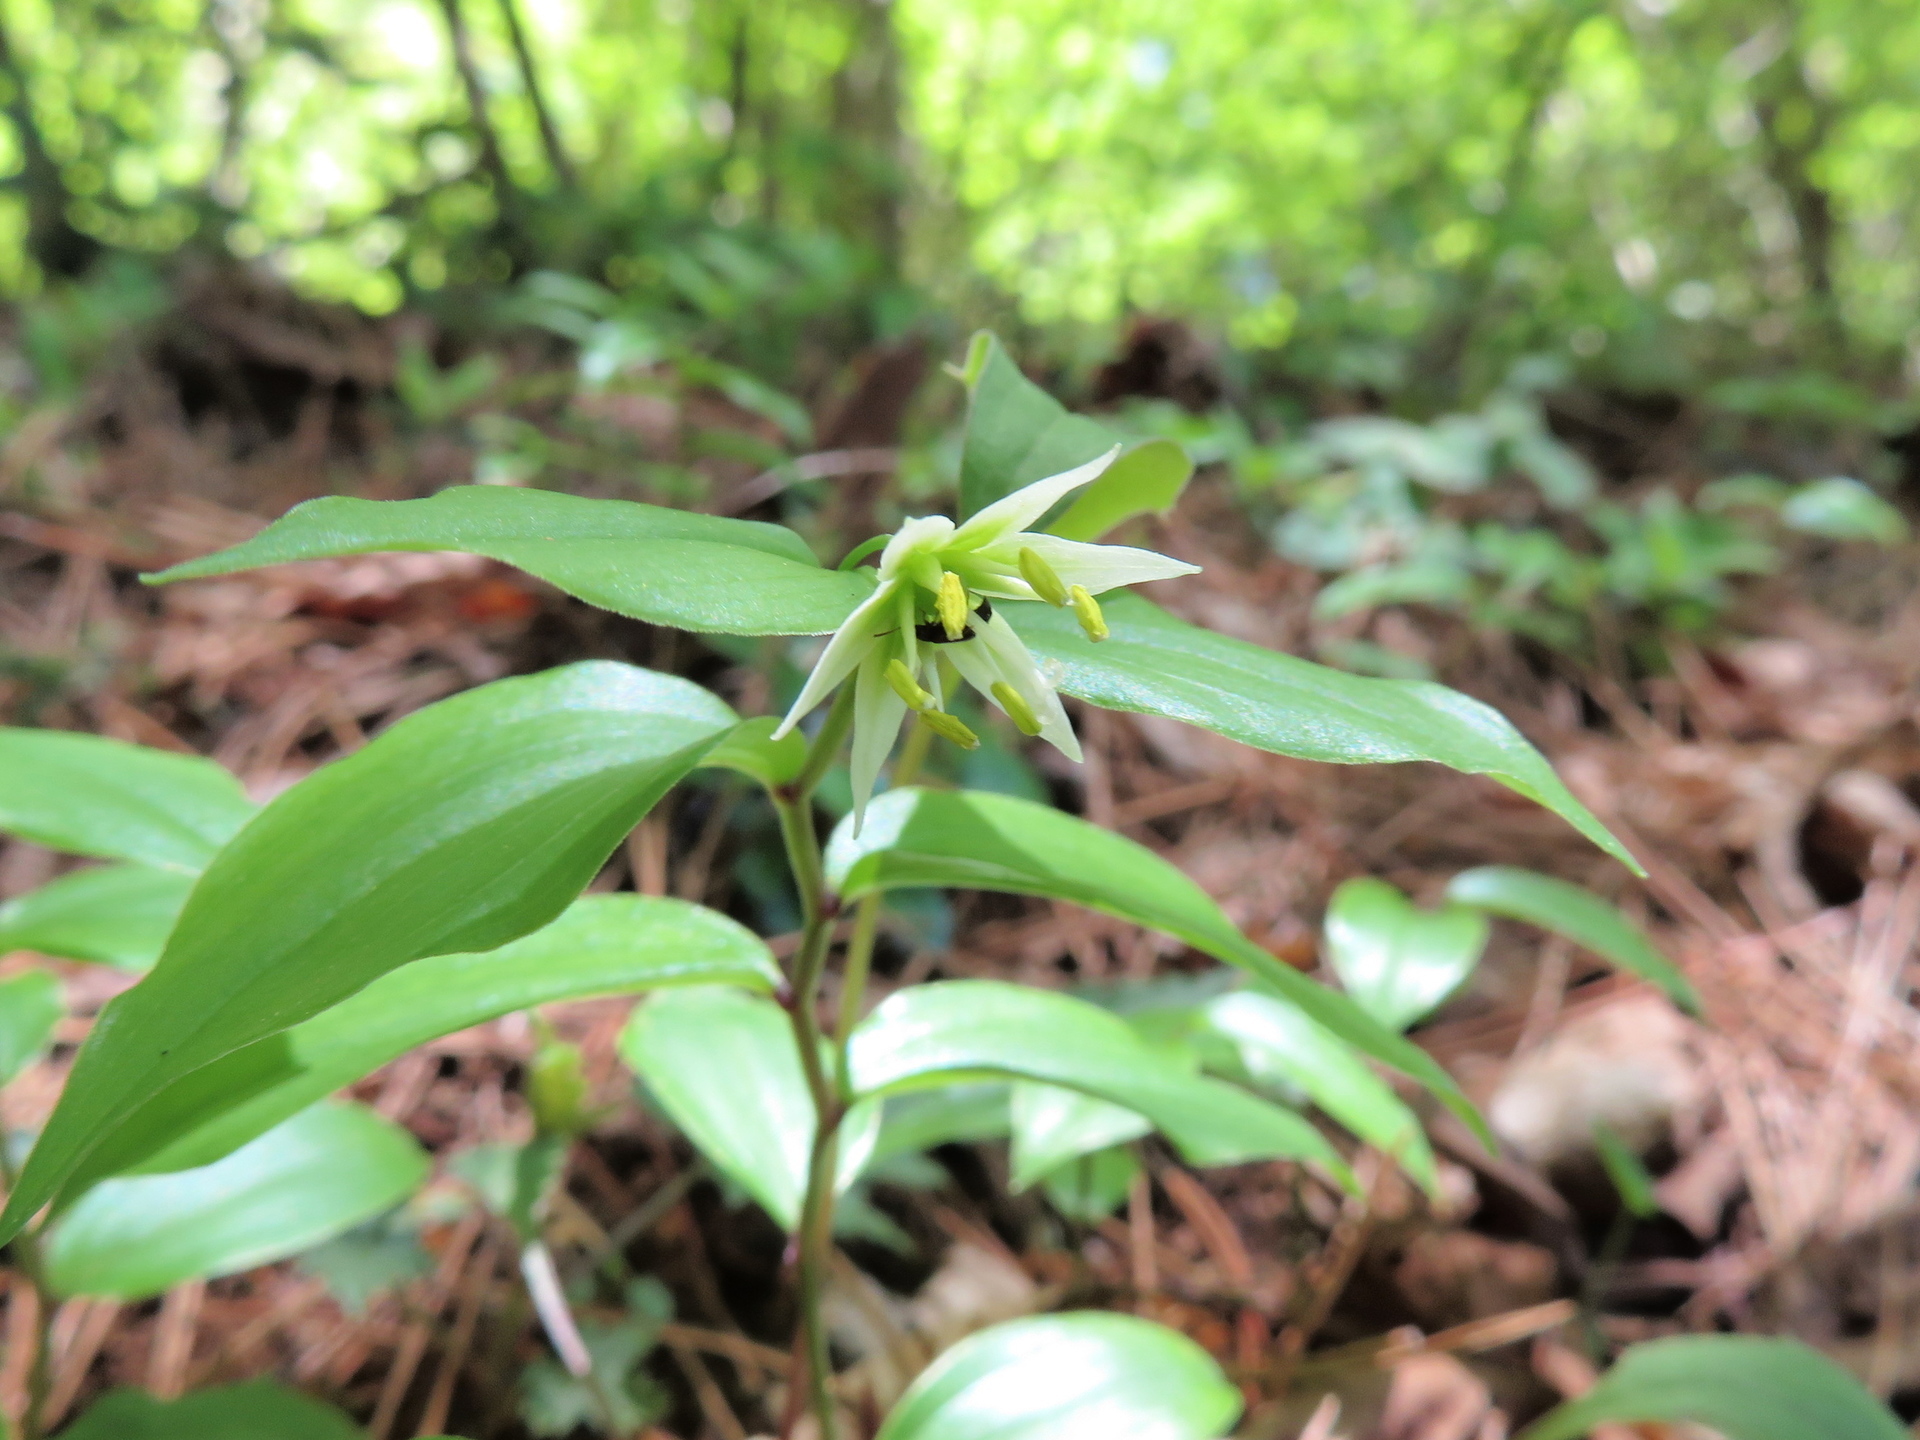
[771,705,851,1440]
[830,712,934,1086]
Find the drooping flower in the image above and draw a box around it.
[773,449,1201,823]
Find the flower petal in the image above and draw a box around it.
[772,579,897,737]
[877,514,954,590]
[948,613,1082,762]
[990,533,1201,594]
[849,646,909,831]
[950,447,1121,551]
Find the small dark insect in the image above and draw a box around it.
[915,597,992,644]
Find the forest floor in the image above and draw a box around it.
[4,273,1920,1440]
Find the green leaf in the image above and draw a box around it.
[0,864,193,970]
[1,663,734,1243]
[827,786,1486,1143]
[868,1084,1012,1168]
[1039,1146,1141,1223]
[1781,477,1909,545]
[1444,866,1701,1015]
[876,1311,1241,1440]
[44,1102,427,1300]
[958,333,1193,527]
[144,486,874,635]
[847,980,1347,1182]
[700,715,808,787]
[0,970,63,1086]
[619,987,879,1230]
[1009,1082,1150,1190]
[0,728,254,872]
[1007,594,1636,871]
[1202,991,1436,1193]
[1517,1335,1906,1440]
[74,895,776,1188]
[1049,438,1194,541]
[1323,878,1489,1032]
[59,1381,362,1440]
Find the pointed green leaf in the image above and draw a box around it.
[0,728,254,872]
[701,716,808,787]
[1324,878,1489,1033]
[44,1102,427,1300]
[1009,1083,1151,1190]
[1444,866,1700,1015]
[826,787,1485,1143]
[145,486,873,635]
[69,895,775,1191]
[1049,438,1195,541]
[1007,594,1636,870]
[0,864,193,970]
[0,970,62,1086]
[60,1381,362,1440]
[1202,991,1436,1193]
[848,980,1346,1181]
[1,663,734,1243]
[958,333,1193,527]
[1517,1335,1906,1440]
[877,1312,1241,1440]
[619,987,878,1230]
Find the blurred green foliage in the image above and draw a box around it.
[3,0,1920,396]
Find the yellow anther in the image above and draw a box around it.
[918,709,980,750]
[936,571,970,640]
[885,659,934,712]
[991,681,1044,736]
[1069,585,1108,642]
[1017,547,1070,606]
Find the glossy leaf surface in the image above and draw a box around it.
[0,969,62,1086]
[60,1381,362,1440]
[1007,594,1635,869]
[848,980,1345,1179]
[2,662,734,1242]
[74,895,776,1188]
[0,863,193,970]
[1519,1335,1906,1440]
[1324,878,1489,1032]
[1445,865,1700,1014]
[620,987,878,1230]
[827,787,1484,1140]
[0,727,254,872]
[1203,991,1436,1192]
[876,1311,1241,1440]
[958,333,1192,527]
[45,1102,427,1300]
[147,486,874,635]
[1008,1082,1151,1191]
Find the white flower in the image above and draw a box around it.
[773,449,1200,824]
